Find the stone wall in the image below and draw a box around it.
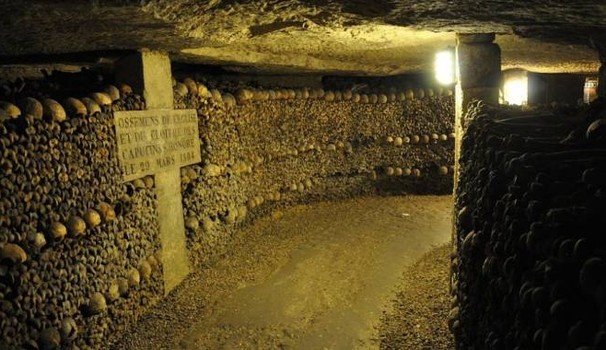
[452,102,606,349]
[0,82,164,349]
[0,72,455,348]
[174,80,455,265]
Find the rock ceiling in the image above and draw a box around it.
[0,0,604,75]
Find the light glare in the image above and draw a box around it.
[435,50,455,85]
[503,77,528,105]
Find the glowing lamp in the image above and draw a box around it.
[503,77,528,106]
[434,50,455,85]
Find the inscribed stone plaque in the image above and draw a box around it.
[114,109,201,181]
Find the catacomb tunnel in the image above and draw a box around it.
[1,1,606,349]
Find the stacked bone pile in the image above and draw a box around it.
[173,77,455,264]
[452,101,606,349]
[0,75,163,349]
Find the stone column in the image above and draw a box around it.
[115,50,191,294]
[453,33,501,239]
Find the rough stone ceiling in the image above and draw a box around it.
[0,0,604,75]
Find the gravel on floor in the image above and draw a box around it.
[379,243,455,350]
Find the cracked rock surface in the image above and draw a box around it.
[0,1,603,74]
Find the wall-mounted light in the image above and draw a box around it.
[502,70,528,106]
[434,49,455,85]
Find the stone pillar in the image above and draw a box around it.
[115,50,190,294]
[455,33,501,122]
[154,167,190,294]
[453,33,501,240]
[115,50,174,109]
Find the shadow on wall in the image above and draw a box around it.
[529,72,587,106]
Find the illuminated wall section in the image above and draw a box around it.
[502,69,528,106]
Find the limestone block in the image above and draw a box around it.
[457,43,501,89]
[458,87,500,109]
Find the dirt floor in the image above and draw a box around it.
[114,196,453,350]
[379,244,454,349]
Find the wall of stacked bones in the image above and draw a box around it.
[0,71,454,349]
[173,78,455,264]
[452,102,606,350]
